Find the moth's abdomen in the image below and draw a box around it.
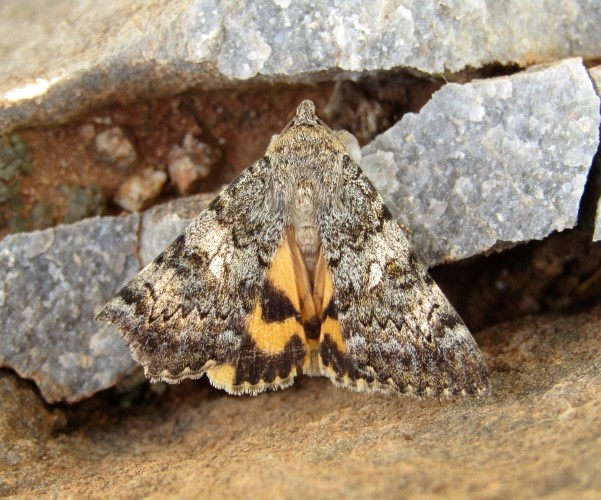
[289,183,320,277]
[295,225,320,275]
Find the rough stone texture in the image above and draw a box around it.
[139,193,215,266]
[362,58,601,266]
[0,195,218,404]
[588,65,601,242]
[1,308,600,497]
[0,216,139,403]
[59,183,106,224]
[2,0,601,131]
[0,372,65,471]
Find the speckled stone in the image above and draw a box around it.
[587,65,601,242]
[0,216,139,403]
[362,59,601,266]
[2,0,601,131]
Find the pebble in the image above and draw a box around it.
[114,169,167,212]
[167,133,220,195]
[94,126,138,170]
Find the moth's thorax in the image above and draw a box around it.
[268,123,348,279]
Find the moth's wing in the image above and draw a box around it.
[96,159,309,394]
[316,157,490,396]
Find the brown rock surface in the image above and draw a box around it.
[1,308,600,498]
[0,373,65,477]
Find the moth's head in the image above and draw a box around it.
[293,100,319,126]
[271,99,332,147]
[268,100,360,164]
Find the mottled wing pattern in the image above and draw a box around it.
[96,158,308,394]
[317,156,490,396]
[208,231,313,393]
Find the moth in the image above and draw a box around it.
[96,100,489,397]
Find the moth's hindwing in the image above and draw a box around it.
[206,232,311,394]
[313,250,348,380]
[316,156,490,396]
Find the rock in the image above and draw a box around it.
[362,58,601,266]
[2,182,23,211]
[79,123,96,142]
[168,133,219,195]
[2,1,601,131]
[0,133,32,230]
[7,213,27,233]
[139,192,215,266]
[0,182,8,205]
[114,168,167,212]
[94,126,137,170]
[1,308,600,497]
[590,65,601,96]
[0,216,139,403]
[0,195,218,404]
[0,372,64,479]
[588,65,601,242]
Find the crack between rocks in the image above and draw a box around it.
[576,145,601,236]
[133,212,144,271]
[585,66,601,97]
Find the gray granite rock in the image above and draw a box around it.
[0,194,218,404]
[2,0,601,131]
[588,65,601,242]
[0,216,139,403]
[139,193,215,267]
[362,58,601,266]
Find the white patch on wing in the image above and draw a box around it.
[367,262,383,290]
[209,254,224,277]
